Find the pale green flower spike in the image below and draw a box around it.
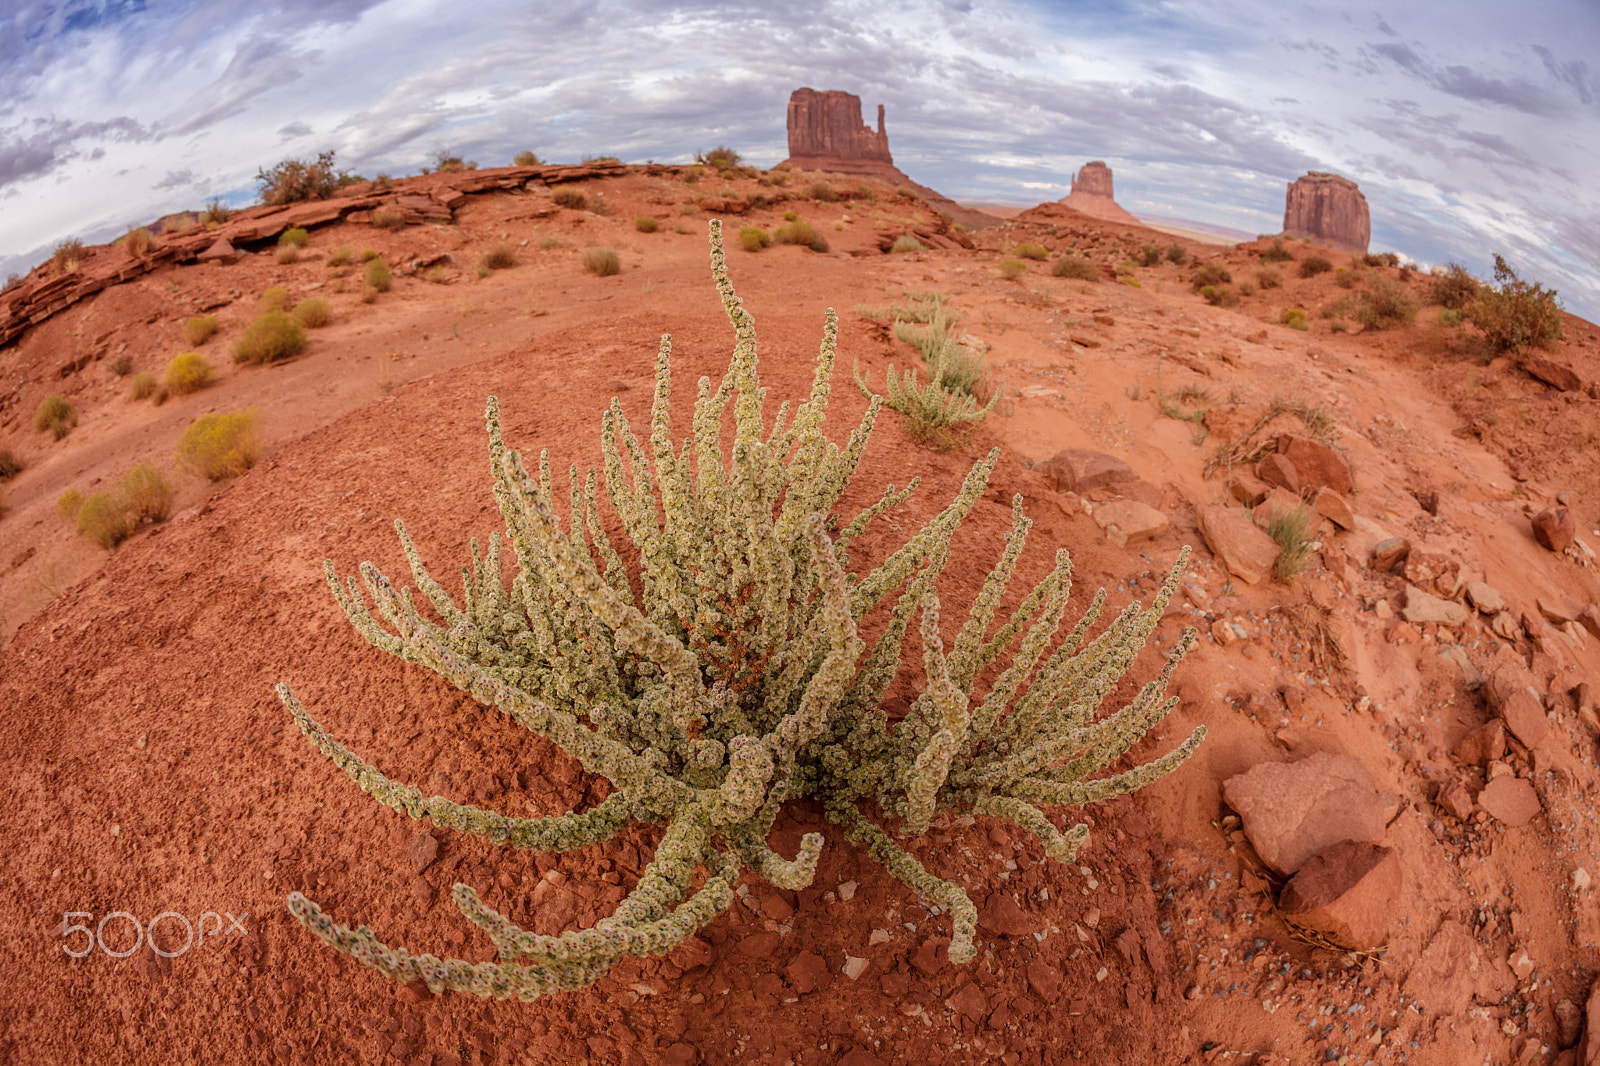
[279,219,1205,998]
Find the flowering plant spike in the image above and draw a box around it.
[278,219,1205,1000]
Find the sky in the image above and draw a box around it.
[3,0,1598,318]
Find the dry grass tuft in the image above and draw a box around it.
[34,395,76,440]
[582,248,621,277]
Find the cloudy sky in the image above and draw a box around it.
[4,0,1599,317]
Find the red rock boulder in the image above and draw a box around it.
[1222,752,1391,876]
[1277,841,1403,949]
[1198,505,1281,585]
[1278,435,1353,494]
[1532,507,1576,552]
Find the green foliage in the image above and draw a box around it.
[1260,240,1293,263]
[634,216,659,234]
[1051,255,1099,282]
[1298,255,1333,278]
[539,237,563,251]
[1190,263,1232,289]
[257,151,359,206]
[1267,503,1316,583]
[128,371,159,401]
[183,315,219,345]
[857,292,949,324]
[552,188,587,210]
[1281,308,1308,330]
[891,235,927,254]
[1014,243,1048,262]
[164,352,214,395]
[292,298,332,328]
[76,492,129,550]
[1429,263,1480,310]
[737,226,771,252]
[279,227,310,248]
[120,462,174,524]
[808,182,838,202]
[513,151,541,167]
[582,248,622,277]
[774,222,829,253]
[1140,244,1161,267]
[998,259,1027,280]
[1348,275,1418,330]
[782,210,799,222]
[176,409,260,480]
[260,286,291,312]
[34,395,76,440]
[57,487,82,520]
[1255,267,1282,290]
[1439,308,1464,327]
[279,219,1204,1000]
[1468,254,1563,353]
[1165,243,1188,265]
[360,248,380,262]
[235,310,308,365]
[695,146,741,170]
[366,259,393,292]
[1199,285,1236,307]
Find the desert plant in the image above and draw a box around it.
[1260,240,1293,263]
[366,259,392,293]
[998,259,1027,280]
[1439,308,1464,327]
[1140,244,1161,267]
[279,227,310,248]
[1190,263,1232,289]
[260,286,291,312]
[176,409,260,480]
[120,462,174,524]
[890,305,993,403]
[891,235,926,254]
[0,447,22,480]
[276,245,301,265]
[257,151,359,206]
[774,222,829,253]
[1329,319,1349,333]
[1298,255,1333,278]
[1364,252,1399,267]
[634,216,659,234]
[475,263,493,280]
[1199,285,1237,307]
[164,352,214,395]
[327,246,352,268]
[1255,267,1282,290]
[1051,256,1099,282]
[582,248,621,277]
[1429,263,1480,310]
[34,395,76,440]
[128,371,159,400]
[1015,243,1048,262]
[1468,254,1563,353]
[513,151,541,167]
[76,492,129,550]
[552,188,587,210]
[277,219,1204,1000]
[292,298,332,328]
[123,227,157,257]
[782,211,799,222]
[110,355,133,376]
[1268,503,1316,582]
[433,151,467,173]
[695,146,741,170]
[581,154,621,165]
[57,488,82,520]
[1165,243,1188,265]
[360,248,380,262]
[539,237,563,251]
[1333,267,1359,290]
[52,238,85,272]
[183,315,219,346]
[235,310,307,365]
[737,226,771,252]
[371,207,406,232]
[203,199,231,225]
[1353,275,1418,330]
[808,182,838,202]
[481,243,517,271]
[1281,308,1308,330]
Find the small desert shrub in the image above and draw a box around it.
[176,409,260,480]
[808,182,838,202]
[120,462,174,524]
[0,447,22,480]
[695,146,741,170]
[110,355,133,376]
[365,259,392,292]
[183,315,219,346]
[123,227,157,257]
[1333,267,1358,290]
[420,265,447,284]
[475,262,492,280]
[433,152,466,173]
[1439,308,1464,327]
[997,259,1027,280]
[1353,275,1418,330]
[292,298,332,328]
[681,167,702,184]
[774,222,829,253]
[360,248,380,262]
[128,372,159,400]
[896,185,918,200]
[1329,320,1349,333]
[1015,243,1048,262]
[260,286,291,312]
[1117,259,1141,277]
[1429,262,1480,310]
[1298,255,1333,278]
[279,227,310,248]
[539,237,563,250]
[552,188,587,210]
[360,286,379,304]
[581,154,620,165]
[34,395,77,440]
[1268,503,1316,582]
[1140,244,1161,267]
[57,488,82,520]
[257,151,359,205]
[1165,243,1188,265]
[738,226,771,252]
[235,310,307,364]
[1281,308,1308,330]
[1255,267,1282,290]
[782,210,799,222]
[633,216,658,233]
[582,248,622,277]
[513,151,541,167]
[1190,263,1232,289]
[328,246,352,267]
[371,207,406,232]
[890,234,926,254]
[76,492,129,550]
[1364,252,1399,267]
[203,199,231,225]
[1199,285,1236,307]
[1469,254,1563,353]
[482,244,516,270]
[276,245,301,265]
[52,238,85,272]
[1051,255,1099,281]
[164,352,214,395]
[1260,239,1293,263]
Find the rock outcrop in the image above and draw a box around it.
[780,88,997,231]
[1283,172,1370,253]
[1059,161,1140,225]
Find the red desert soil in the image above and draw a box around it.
[2,165,1599,1065]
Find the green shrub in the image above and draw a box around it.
[34,395,76,440]
[539,237,563,250]
[120,462,174,524]
[1051,255,1099,281]
[1260,239,1293,263]
[277,218,1205,1000]
[76,492,129,550]
[57,487,82,520]
[1468,254,1563,353]
[1199,284,1235,306]
[279,227,310,248]
[1333,267,1358,290]
[1165,243,1188,265]
[1015,243,1048,262]
[1140,244,1161,267]
[123,227,157,257]
[1281,308,1308,330]
[433,152,467,173]
[808,182,838,202]
[633,216,658,234]
[256,150,359,206]
[1353,275,1418,330]
[128,372,159,401]
[235,310,307,364]
[782,210,799,222]
[890,234,926,254]
[260,286,291,312]
[183,315,219,345]
[164,352,214,395]
[360,248,380,262]
[1298,255,1333,278]
[292,298,332,328]
[1190,263,1232,289]
[737,226,771,252]
[365,259,392,292]
[1255,267,1282,290]
[998,259,1027,280]
[327,246,353,267]
[695,145,741,169]
[513,151,541,167]
[1439,308,1464,327]
[176,409,260,480]
[774,221,830,253]
[582,248,621,277]
[371,207,406,231]
[552,188,587,210]
[1429,263,1480,310]
[481,244,516,271]
[1268,502,1316,582]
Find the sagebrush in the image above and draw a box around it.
[279,220,1204,1000]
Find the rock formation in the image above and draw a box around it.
[779,88,996,230]
[1283,172,1369,253]
[1058,160,1139,225]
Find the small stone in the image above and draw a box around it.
[760,894,794,921]
[1466,582,1507,615]
[1437,644,1482,687]
[1091,499,1168,544]
[1532,507,1576,552]
[1576,867,1593,891]
[1027,957,1062,1002]
[978,893,1039,937]
[1437,778,1476,821]
[662,1043,699,1066]
[1386,621,1419,645]
[1497,688,1551,750]
[1554,998,1582,1048]
[1040,448,1137,494]
[1539,597,1581,626]
[1253,487,1305,531]
[1277,841,1403,950]
[836,880,857,901]
[1373,599,1394,621]
[736,932,783,958]
[1578,605,1600,641]
[1278,434,1353,493]
[1211,618,1238,646]
[1510,950,1536,981]
[1256,453,1300,493]
[784,951,829,994]
[1197,504,1280,586]
[407,832,439,874]
[1492,610,1523,641]
[667,936,714,971]
[841,956,870,981]
[1478,777,1541,827]
[1222,752,1391,876]
[1311,487,1356,531]
[868,929,891,946]
[910,937,950,975]
[1452,720,1507,767]
[1401,585,1469,627]
[946,982,988,1021]
[1371,537,1410,573]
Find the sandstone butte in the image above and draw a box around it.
[1283,171,1370,253]
[780,87,997,231]
[1057,161,1140,226]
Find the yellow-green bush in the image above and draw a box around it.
[328,246,353,267]
[34,395,76,440]
[365,259,392,292]
[292,298,332,328]
[998,259,1027,280]
[1281,308,1308,330]
[235,310,307,364]
[552,188,586,210]
[57,487,82,519]
[737,226,771,252]
[513,150,540,167]
[890,234,926,254]
[129,371,159,401]
[774,221,829,253]
[260,286,291,312]
[1468,254,1563,353]
[123,227,156,257]
[279,227,310,247]
[1014,243,1048,261]
[582,248,621,277]
[1051,256,1099,281]
[76,492,129,550]
[183,315,219,345]
[120,462,174,523]
[633,216,658,233]
[176,409,261,480]
[164,352,214,395]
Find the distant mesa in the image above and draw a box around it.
[1058,161,1139,225]
[780,88,996,230]
[1283,172,1369,253]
